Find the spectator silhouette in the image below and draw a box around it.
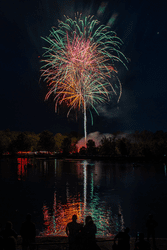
[20,213,36,250]
[134,233,150,250]
[66,214,82,250]
[82,216,101,250]
[0,221,17,250]
[113,227,130,250]
[146,214,158,247]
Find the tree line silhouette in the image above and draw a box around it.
[0,129,167,159]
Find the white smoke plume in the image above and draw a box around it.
[76,131,130,150]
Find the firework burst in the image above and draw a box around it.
[40,14,128,146]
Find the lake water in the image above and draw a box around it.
[0,157,167,238]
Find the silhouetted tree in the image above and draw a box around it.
[140,130,154,143]
[27,133,40,152]
[133,130,141,143]
[14,132,32,152]
[1,128,166,159]
[86,139,97,155]
[37,130,55,151]
[115,138,129,156]
[0,131,11,155]
[61,137,72,155]
[70,137,78,153]
[54,133,67,152]
[99,136,116,156]
[79,146,87,155]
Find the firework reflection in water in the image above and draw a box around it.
[41,161,124,237]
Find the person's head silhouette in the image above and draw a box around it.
[85,215,93,225]
[72,214,77,222]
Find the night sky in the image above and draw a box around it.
[1,0,167,136]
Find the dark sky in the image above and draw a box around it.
[0,0,167,136]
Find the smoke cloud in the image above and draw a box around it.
[76,131,130,151]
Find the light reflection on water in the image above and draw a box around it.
[17,158,29,180]
[40,159,124,237]
[2,157,166,238]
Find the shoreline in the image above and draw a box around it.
[1,154,166,163]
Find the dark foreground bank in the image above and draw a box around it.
[15,236,167,250]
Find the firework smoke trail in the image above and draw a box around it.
[40,14,128,146]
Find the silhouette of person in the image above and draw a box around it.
[134,233,151,250]
[20,213,36,250]
[146,214,158,247]
[113,227,130,250]
[66,214,82,250]
[82,216,101,250]
[0,221,17,250]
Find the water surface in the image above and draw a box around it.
[0,158,167,238]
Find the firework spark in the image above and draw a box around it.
[40,14,128,145]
